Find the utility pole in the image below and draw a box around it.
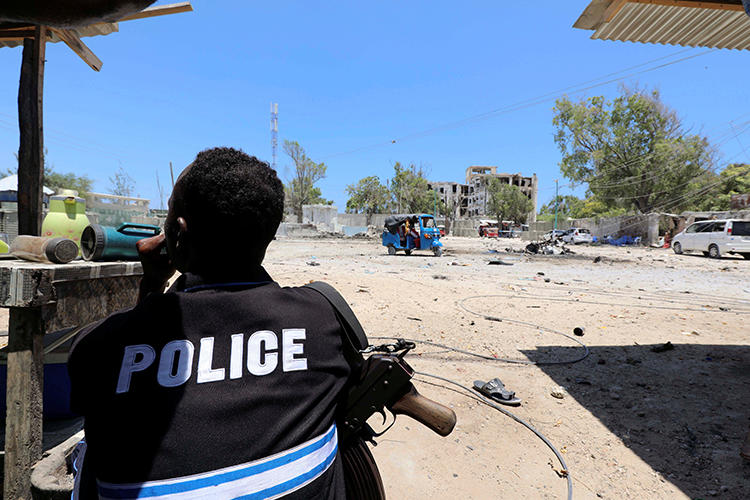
[270,102,278,170]
[553,179,559,232]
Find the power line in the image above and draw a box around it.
[321,49,715,160]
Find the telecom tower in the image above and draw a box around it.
[270,102,278,169]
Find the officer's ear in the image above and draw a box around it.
[175,217,188,250]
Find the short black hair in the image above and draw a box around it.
[174,147,284,256]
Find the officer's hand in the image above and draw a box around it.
[136,233,175,297]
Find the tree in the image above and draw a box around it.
[486,180,534,224]
[283,140,329,222]
[389,162,435,213]
[694,163,750,211]
[346,176,389,225]
[109,166,135,197]
[538,195,583,218]
[8,150,92,195]
[45,167,93,196]
[553,86,716,214]
[537,194,627,220]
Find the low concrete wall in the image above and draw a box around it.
[275,223,320,238]
[451,219,478,238]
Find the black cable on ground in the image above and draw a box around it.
[415,371,573,500]
[372,296,590,366]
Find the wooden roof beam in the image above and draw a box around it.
[117,2,193,22]
[603,0,630,22]
[627,0,745,11]
[51,28,102,71]
[0,28,35,40]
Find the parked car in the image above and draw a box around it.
[542,229,566,241]
[562,227,593,245]
[672,219,750,259]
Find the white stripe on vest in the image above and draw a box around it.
[96,423,338,500]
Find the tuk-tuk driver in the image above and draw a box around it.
[68,147,352,499]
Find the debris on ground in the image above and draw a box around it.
[593,256,602,263]
[651,341,675,353]
[573,327,585,336]
[550,386,567,399]
[473,378,521,406]
[432,274,448,280]
[488,260,513,266]
[525,239,575,256]
[406,316,422,322]
[306,261,320,266]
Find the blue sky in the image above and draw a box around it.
[1,1,749,210]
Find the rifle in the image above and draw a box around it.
[340,339,456,445]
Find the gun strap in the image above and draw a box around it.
[304,281,368,370]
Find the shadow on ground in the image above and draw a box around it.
[521,344,750,499]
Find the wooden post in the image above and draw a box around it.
[17,25,47,237]
[6,25,47,500]
[4,308,45,500]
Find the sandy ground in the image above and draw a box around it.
[1,235,749,499]
[262,236,750,500]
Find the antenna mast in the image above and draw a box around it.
[270,102,278,169]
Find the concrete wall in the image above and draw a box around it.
[451,219,479,238]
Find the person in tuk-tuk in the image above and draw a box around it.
[399,220,407,246]
[408,217,420,248]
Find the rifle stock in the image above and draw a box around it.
[389,383,456,437]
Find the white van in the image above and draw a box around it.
[672,219,750,259]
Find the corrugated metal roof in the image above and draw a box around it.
[0,22,118,49]
[591,2,750,51]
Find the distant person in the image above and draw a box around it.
[68,148,353,499]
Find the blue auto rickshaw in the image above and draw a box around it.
[382,214,443,256]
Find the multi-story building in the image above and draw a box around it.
[428,181,470,218]
[429,166,538,222]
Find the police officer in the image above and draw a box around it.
[68,147,351,499]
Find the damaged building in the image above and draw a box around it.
[429,166,538,222]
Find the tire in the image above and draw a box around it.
[708,244,721,259]
[404,249,412,256]
[702,251,709,257]
[672,242,682,254]
[433,246,443,257]
[387,246,396,256]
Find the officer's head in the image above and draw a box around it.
[165,147,284,273]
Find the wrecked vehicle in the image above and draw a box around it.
[382,214,443,256]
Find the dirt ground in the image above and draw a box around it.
[263,236,750,500]
[1,235,748,499]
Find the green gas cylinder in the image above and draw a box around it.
[41,189,89,253]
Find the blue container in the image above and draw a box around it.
[81,223,161,261]
[0,327,77,419]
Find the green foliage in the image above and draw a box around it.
[45,167,93,195]
[389,162,435,213]
[538,195,582,217]
[283,140,330,222]
[7,150,92,195]
[346,176,389,224]
[486,180,534,224]
[108,166,135,197]
[553,86,716,214]
[693,163,750,211]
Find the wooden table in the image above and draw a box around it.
[0,259,142,499]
